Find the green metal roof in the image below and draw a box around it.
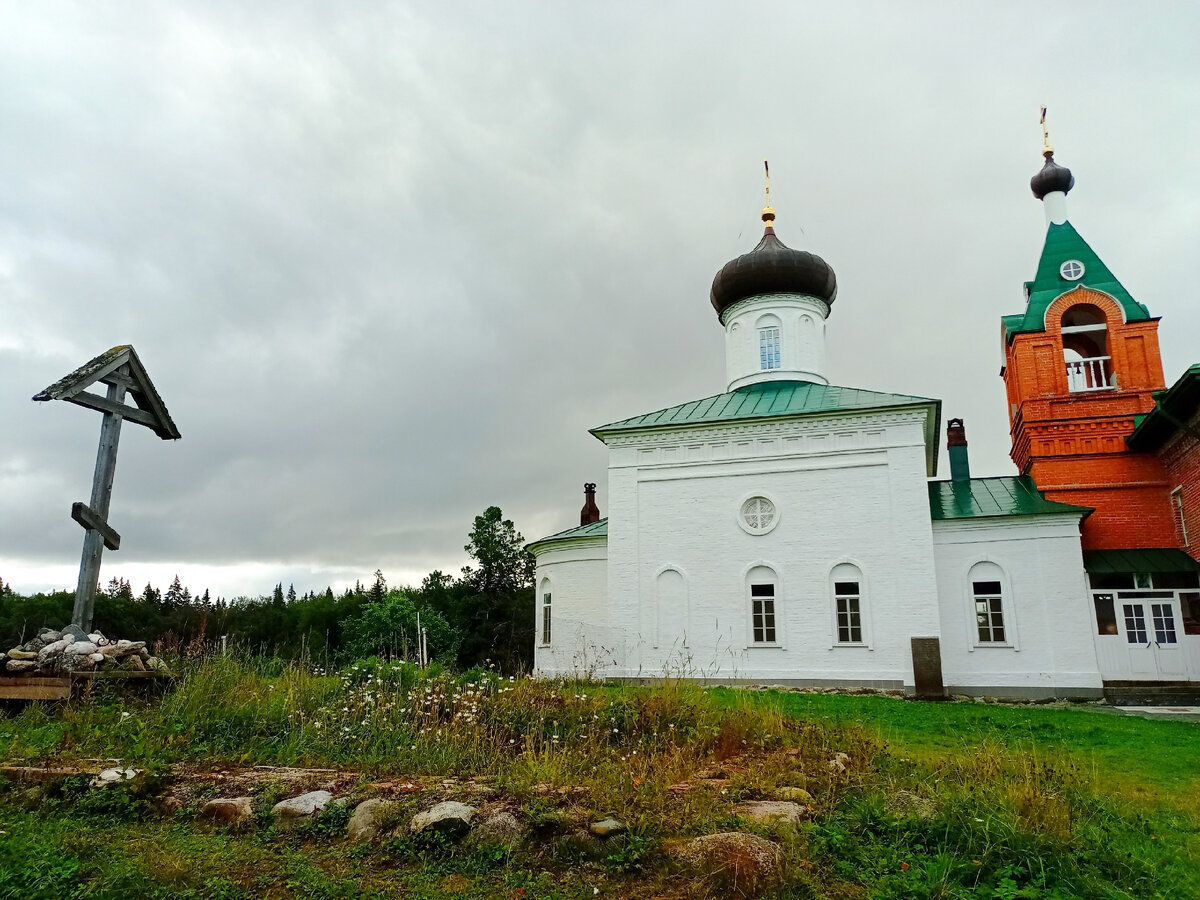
[592,379,941,475]
[1004,221,1151,342]
[593,380,937,434]
[1083,548,1200,575]
[527,517,608,553]
[1126,364,1200,451]
[928,475,1091,520]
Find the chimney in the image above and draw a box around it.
[947,418,971,482]
[580,482,600,525]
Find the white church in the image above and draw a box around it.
[528,149,1200,699]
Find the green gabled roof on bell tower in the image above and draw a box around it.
[1004,221,1151,342]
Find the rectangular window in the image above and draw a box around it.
[751,583,776,643]
[1181,592,1200,636]
[972,580,1005,643]
[1093,594,1118,635]
[834,581,862,643]
[1123,603,1147,644]
[541,593,552,645]
[1151,603,1177,644]
[759,327,781,371]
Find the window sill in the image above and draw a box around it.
[747,643,785,650]
[832,642,871,649]
[972,642,1016,650]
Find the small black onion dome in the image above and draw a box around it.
[1030,151,1075,200]
[710,217,837,320]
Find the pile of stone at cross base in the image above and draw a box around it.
[3,625,169,675]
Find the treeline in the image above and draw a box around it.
[0,507,535,672]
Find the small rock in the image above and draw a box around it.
[97,644,120,657]
[774,787,814,803]
[734,800,807,826]
[464,812,526,850]
[410,801,476,839]
[61,624,89,642]
[5,660,36,673]
[93,767,140,786]
[347,798,399,842]
[559,829,605,859]
[123,655,147,672]
[161,797,185,814]
[7,649,38,661]
[272,790,334,826]
[669,832,783,892]
[37,628,61,640]
[87,631,106,644]
[64,641,98,657]
[115,640,147,656]
[200,797,254,826]
[146,657,169,673]
[23,638,47,653]
[589,817,626,838]
[88,653,105,664]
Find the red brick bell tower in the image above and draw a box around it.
[1002,142,1174,550]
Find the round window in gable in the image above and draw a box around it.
[739,496,778,535]
[1059,260,1085,281]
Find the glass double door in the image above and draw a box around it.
[1093,591,1196,679]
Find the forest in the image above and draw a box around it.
[0,506,535,672]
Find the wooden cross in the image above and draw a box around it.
[33,346,180,632]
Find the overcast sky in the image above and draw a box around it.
[2,2,1198,599]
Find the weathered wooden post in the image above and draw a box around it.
[33,346,180,633]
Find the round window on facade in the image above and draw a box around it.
[1059,260,1085,281]
[739,496,778,535]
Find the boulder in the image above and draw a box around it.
[410,801,477,839]
[200,797,254,827]
[147,656,169,672]
[6,649,38,661]
[465,812,526,850]
[115,640,147,656]
[669,832,784,892]
[589,817,626,838]
[87,632,106,645]
[122,656,147,672]
[61,625,89,642]
[347,798,399,842]
[734,800,807,826]
[64,641,98,657]
[558,829,605,859]
[37,628,62,641]
[774,787,813,803]
[272,790,334,826]
[38,639,70,662]
[5,659,36,673]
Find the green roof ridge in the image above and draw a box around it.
[1006,221,1150,340]
[928,475,1091,520]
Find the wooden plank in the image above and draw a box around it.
[63,390,159,429]
[71,501,121,551]
[72,382,126,632]
[0,676,71,701]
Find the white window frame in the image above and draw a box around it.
[828,560,872,648]
[653,565,689,649]
[964,560,1019,651]
[539,579,552,647]
[737,491,780,536]
[758,326,781,371]
[1172,486,1188,546]
[744,562,784,649]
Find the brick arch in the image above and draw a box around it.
[1043,286,1124,334]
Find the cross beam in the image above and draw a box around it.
[33,346,180,634]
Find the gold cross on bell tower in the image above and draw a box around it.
[762,159,776,226]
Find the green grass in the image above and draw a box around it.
[1,656,1198,898]
[751,691,1200,802]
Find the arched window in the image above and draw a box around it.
[830,563,865,644]
[747,565,779,644]
[655,568,687,648]
[757,314,782,371]
[968,561,1008,644]
[539,578,552,646]
[1061,303,1112,391]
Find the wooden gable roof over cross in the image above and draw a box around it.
[33,345,181,440]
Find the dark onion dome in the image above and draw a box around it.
[710,210,838,320]
[1030,151,1075,200]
